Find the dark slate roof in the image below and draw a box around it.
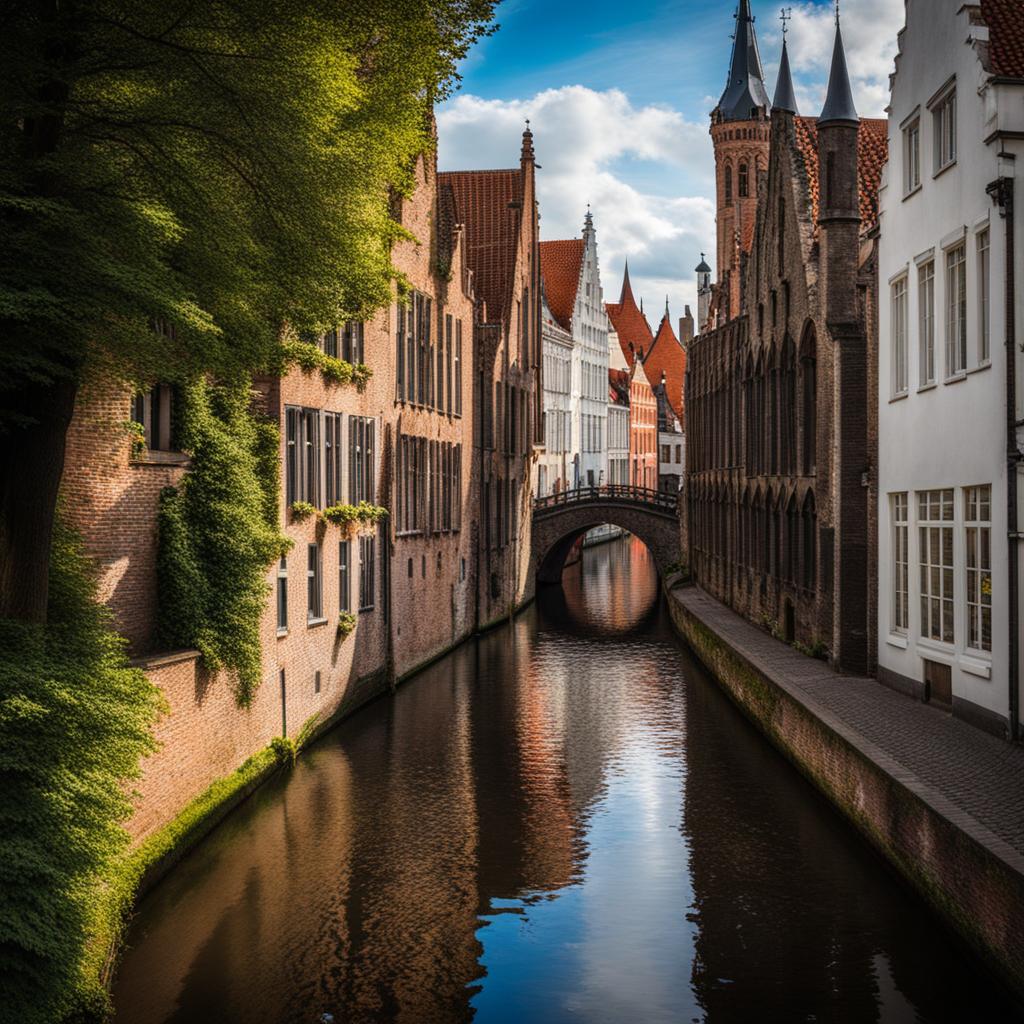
[695,255,712,274]
[819,22,859,125]
[715,0,771,122]
[773,38,799,114]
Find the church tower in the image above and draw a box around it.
[710,0,771,322]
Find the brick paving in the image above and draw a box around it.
[672,586,1024,859]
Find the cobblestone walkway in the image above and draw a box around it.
[672,586,1024,860]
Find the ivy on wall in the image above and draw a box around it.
[280,338,372,390]
[157,379,288,706]
[0,515,163,1024]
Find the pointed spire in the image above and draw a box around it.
[584,203,594,234]
[664,295,671,318]
[521,118,535,161]
[716,0,771,122]
[773,37,798,114]
[819,17,858,125]
[619,260,634,305]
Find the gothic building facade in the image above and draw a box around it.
[685,14,886,675]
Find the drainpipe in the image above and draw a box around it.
[988,152,1020,740]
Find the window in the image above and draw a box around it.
[285,406,321,506]
[276,557,288,632]
[359,536,375,610]
[945,243,967,376]
[964,485,992,652]
[131,385,175,452]
[738,162,748,198]
[339,541,350,613]
[322,327,338,358]
[933,88,956,172]
[724,162,733,203]
[445,314,453,415]
[349,416,376,504]
[341,321,363,364]
[919,489,954,643]
[918,260,935,385]
[324,412,344,505]
[396,302,406,401]
[314,670,321,694]
[891,494,909,634]
[891,275,909,396]
[977,229,990,364]
[307,543,323,622]
[454,320,463,416]
[903,117,920,194]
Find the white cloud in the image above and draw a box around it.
[437,86,714,318]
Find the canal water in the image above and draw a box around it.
[112,537,1021,1024]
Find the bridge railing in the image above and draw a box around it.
[533,484,679,515]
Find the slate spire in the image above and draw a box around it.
[773,37,798,114]
[819,18,858,125]
[716,0,771,122]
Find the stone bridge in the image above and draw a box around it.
[532,485,682,584]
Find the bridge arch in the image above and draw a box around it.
[532,486,681,585]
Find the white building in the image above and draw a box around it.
[608,369,630,486]
[877,0,1024,739]
[537,288,573,496]
[539,210,610,491]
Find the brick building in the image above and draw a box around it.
[59,126,535,840]
[685,18,886,675]
[439,126,541,627]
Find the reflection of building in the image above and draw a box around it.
[876,0,1023,739]
[685,15,885,674]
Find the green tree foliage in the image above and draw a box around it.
[0,0,497,621]
[157,379,286,705]
[0,517,162,1024]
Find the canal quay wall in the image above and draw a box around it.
[666,584,1024,999]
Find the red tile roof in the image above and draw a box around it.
[439,168,522,323]
[643,313,687,421]
[605,265,653,367]
[539,239,584,331]
[608,367,630,406]
[983,0,1024,78]
[793,116,888,232]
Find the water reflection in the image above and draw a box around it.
[113,536,1022,1024]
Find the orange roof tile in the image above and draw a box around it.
[608,367,630,406]
[643,313,687,421]
[439,168,522,323]
[793,116,888,233]
[539,239,584,331]
[983,0,1024,78]
[605,264,653,367]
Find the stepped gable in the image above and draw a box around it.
[439,168,522,322]
[539,239,585,331]
[793,116,889,233]
[605,262,653,367]
[644,310,686,421]
[982,0,1024,77]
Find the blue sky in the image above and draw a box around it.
[437,0,904,316]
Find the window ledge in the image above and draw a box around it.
[933,159,957,181]
[901,184,922,202]
[358,606,375,615]
[306,616,329,628]
[961,654,992,679]
[888,390,909,404]
[132,451,190,468]
[886,633,909,650]
[917,381,937,393]
[968,360,992,375]
[944,372,967,385]
[276,627,288,638]
[916,640,956,664]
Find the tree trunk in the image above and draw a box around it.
[0,378,79,622]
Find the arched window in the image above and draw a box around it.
[782,335,797,475]
[800,325,817,476]
[768,348,779,475]
[785,493,799,583]
[724,162,733,204]
[739,162,749,197]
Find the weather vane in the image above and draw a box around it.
[780,6,792,37]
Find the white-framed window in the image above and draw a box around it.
[891,493,909,634]
[891,275,909,396]
[964,485,992,652]
[945,243,967,376]
[276,556,288,633]
[903,117,920,194]
[919,489,954,644]
[977,229,990,364]
[307,543,323,622]
[932,88,956,172]
[918,260,935,386]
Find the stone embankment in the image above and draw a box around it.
[667,584,1024,1000]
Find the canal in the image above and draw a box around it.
[112,536,1021,1023]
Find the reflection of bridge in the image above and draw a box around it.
[532,485,681,584]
